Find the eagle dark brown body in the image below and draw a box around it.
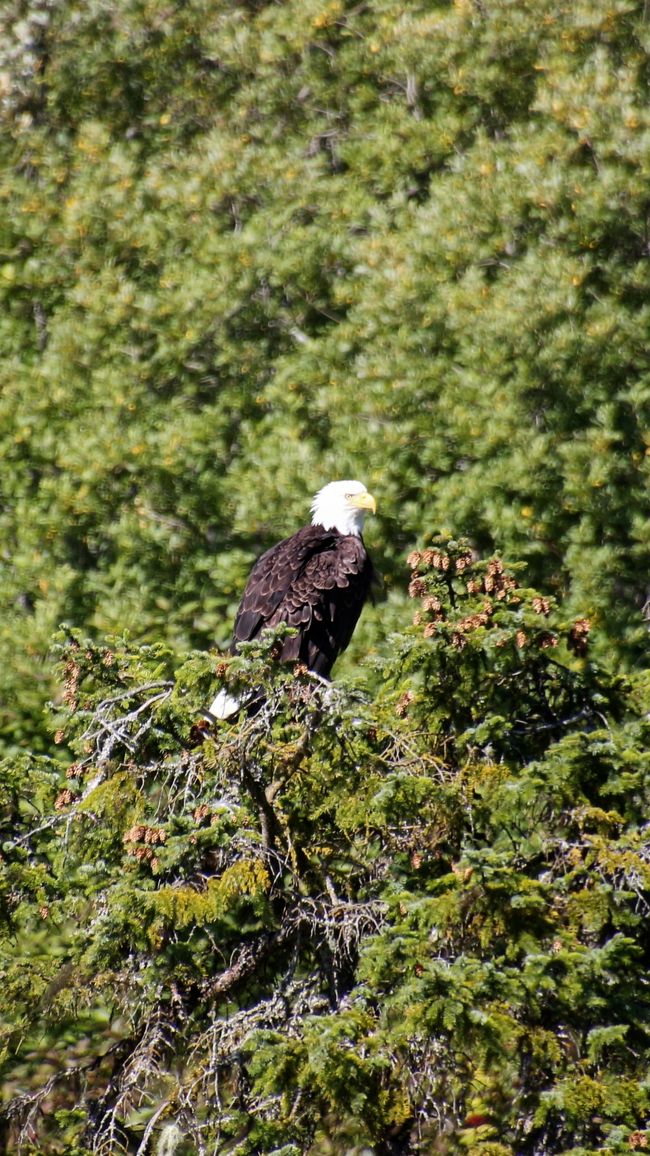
[231,523,374,678]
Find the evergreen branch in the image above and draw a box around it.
[202,926,292,1002]
[79,686,174,764]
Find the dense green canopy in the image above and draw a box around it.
[1,0,649,752]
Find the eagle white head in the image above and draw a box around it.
[310,480,377,537]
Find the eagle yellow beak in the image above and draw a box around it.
[349,491,377,515]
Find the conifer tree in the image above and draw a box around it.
[1,544,649,1154]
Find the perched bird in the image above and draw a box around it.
[207,480,377,719]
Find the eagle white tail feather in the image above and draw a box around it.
[206,687,242,721]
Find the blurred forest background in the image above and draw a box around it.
[1,1,650,1154]
[1,0,648,754]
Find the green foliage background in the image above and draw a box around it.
[1,0,649,751]
[1,0,650,1153]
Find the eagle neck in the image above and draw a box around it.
[312,520,361,539]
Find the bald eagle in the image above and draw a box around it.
[207,480,377,719]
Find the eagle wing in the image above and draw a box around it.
[232,524,373,677]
